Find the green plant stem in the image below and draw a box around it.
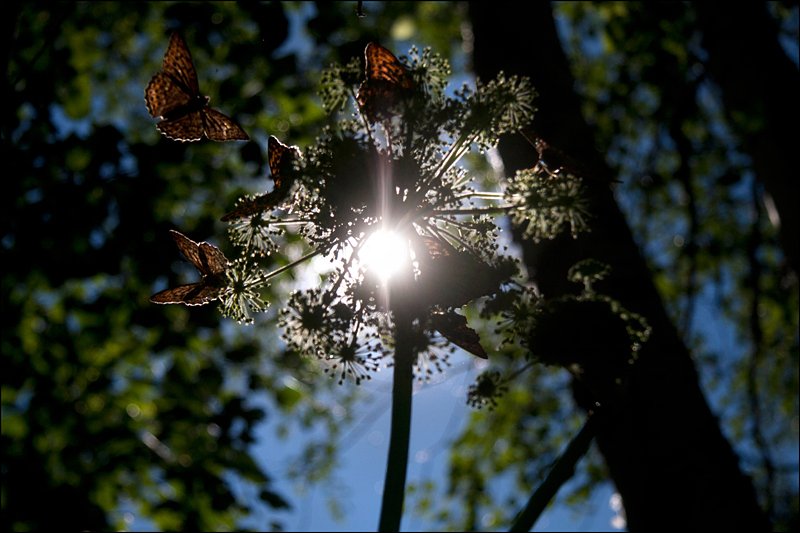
[378,309,415,532]
[429,206,513,217]
[429,129,477,187]
[263,249,321,281]
[455,191,506,199]
[267,218,313,226]
[509,409,603,532]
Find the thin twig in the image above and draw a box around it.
[263,249,321,281]
[746,180,775,517]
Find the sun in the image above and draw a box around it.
[359,230,409,280]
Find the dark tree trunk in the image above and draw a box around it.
[468,3,769,530]
[695,3,799,273]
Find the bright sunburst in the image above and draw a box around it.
[359,230,409,280]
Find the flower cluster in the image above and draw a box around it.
[505,168,590,242]
[466,370,509,410]
[219,44,595,386]
[218,258,270,325]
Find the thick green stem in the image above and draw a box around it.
[378,309,415,532]
[509,409,602,532]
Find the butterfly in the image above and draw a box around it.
[356,43,412,124]
[413,235,504,310]
[144,32,249,142]
[429,311,488,359]
[221,136,300,221]
[150,230,229,306]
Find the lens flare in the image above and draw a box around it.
[359,230,408,280]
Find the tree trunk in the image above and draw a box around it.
[469,3,769,530]
[695,3,799,273]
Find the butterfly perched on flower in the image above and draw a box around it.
[413,235,505,310]
[144,32,249,142]
[150,230,229,306]
[356,43,412,124]
[411,236,509,359]
[221,136,300,222]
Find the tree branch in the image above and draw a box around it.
[509,409,601,532]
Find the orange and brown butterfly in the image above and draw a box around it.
[429,311,488,359]
[144,32,249,142]
[221,136,300,222]
[356,43,413,124]
[150,230,229,306]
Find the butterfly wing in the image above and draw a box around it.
[414,235,504,309]
[430,311,488,359]
[221,137,297,221]
[201,107,249,141]
[357,43,412,123]
[420,236,449,260]
[144,33,199,119]
[162,33,201,98]
[198,241,229,276]
[170,229,228,277]
[268,135,294,188]
[363,43,411,88]
[156,111,205,142]
[221,191,283,222]
[170,230,203,270]
[150,282,221,306]
[145,72,194,118]
[145,36,203,142]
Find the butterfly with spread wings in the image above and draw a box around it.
[150,230,229,306]
[144,32,249,142]
[356,43,413,124]
[221,136,300,222]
